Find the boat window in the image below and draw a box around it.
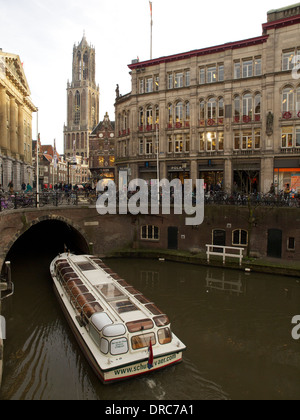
[116,279,130,287]
[100,338,109,354]
[111,338,129,355]
[158,328,172,345]
[135,295,152,305]
[96,283,125,300]
[145,303,164,316]
[126,319,154,333]
[77,261,97,271]
[125,286,141,296]
[91,312,113,331]
[103,324,126,337]
[154,315,170,327]
[131,332,156,350]
[111,300,139,314]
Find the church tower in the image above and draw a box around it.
[64,34,100,161]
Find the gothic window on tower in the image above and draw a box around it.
[83,51,89,80]
[74,91,81,125]
[77,51,81,81]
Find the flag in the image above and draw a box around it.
[149,1,153,23]
[148,339,153,369]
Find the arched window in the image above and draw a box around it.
[232,229,248,246]
[175,102,183,126]
[146,105,153,129]
[168,103,173,127]
[243,93,253,122]
[74,91,80,124]
[77,51,81,81]
[282,87,294,115]
[199,99,205,121]
[254,93,261,121]
[207,97,216,120]
[139,107,144,130]
[234,95,240,122]
[185,101,190,123]
[83,51,89,80]
[218,97,224,119]
[155,105,159,125]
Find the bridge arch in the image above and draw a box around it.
[2,215,90,273]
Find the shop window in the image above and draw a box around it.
[233,229,248,246]
[287,237,295,251]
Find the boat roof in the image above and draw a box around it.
[53,254,166,325]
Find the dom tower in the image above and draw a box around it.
[64,34,100,160]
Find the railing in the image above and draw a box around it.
[206,245,244,266]
[0,190,98,213]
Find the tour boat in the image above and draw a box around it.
[50,253,186,383]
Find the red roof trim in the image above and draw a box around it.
[263,14,300,31]
[128,35,269,70]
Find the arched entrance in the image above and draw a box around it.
[2,218,90,275]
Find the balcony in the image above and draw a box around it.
[281,111,300,120]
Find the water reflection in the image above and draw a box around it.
[0,251,299,400]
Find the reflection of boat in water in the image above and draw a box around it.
[206,271,246,295]
[50,253,186,383]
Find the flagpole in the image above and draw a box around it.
[149,1,153,60]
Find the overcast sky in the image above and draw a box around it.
[0,0,291,153]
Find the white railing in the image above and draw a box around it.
[206,245,244,266]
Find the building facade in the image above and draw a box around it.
[115,4,300,194]
[0,51,37,191]
[89,112,116,183]
[64,34,100,161]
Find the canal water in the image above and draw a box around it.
[0,242,299,400]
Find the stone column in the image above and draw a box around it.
[3,157,13,191]
[224,158,233,193]
[10,98,18,155]
[18,104,24,158]
[0,87,7,150]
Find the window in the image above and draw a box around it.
[199,68,205,84]
[74,91,80,124]
[199,132,205,151]
[175,72,183,88]
[296,127,300,147]
[282,87,294,113]
[254,94,261,120]
[243,60,253,78]
[175,134,183,153]
[207,66,217,83]
[233,229,248,246]
[141,225,159,240]
[282,51,295,71]
[145,139,153,154]
[218,65,224,82]
[168,104,173,126]
[139,139,144,155]
[131,332,156,350]
[254,130,261,149]
[185,70,190,86]
[234,96,240,121]
[255,58,262,76]
[146,106,153,127]
[155,75,159,91]
[158,328,172,345]
[287,237,296,251]
[206,132,216,151]
[282,127,293,148]
[175,102,183,125]
[139,108,144,128]
[146,77,153,93]
[234,132,240,150]
[139,79,144,94]
[234,62,241,79]
[243,93,253,121]
[199,99,205,120]
[168,73,173,89]
[207,98,217,119]
[218,98,224,119]
[242,131,252,150]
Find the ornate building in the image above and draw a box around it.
[0,51,37,190]
[89,112,116,182]
[115,4,300,194]
[64,34,100,161]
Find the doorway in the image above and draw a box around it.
[168,227,178,250]
[267,229,282,258]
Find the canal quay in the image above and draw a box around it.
[0,229,299,400]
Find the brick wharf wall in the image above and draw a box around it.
[0,206,299,272]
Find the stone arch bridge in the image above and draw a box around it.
[0,206,137,272]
